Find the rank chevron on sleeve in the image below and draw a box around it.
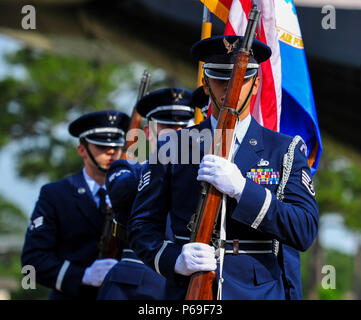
[301,169,315,196]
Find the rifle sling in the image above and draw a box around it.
[203,74,257,118]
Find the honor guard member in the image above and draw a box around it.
[21,110,129,300]
[97,88,195,300]
[127,35,319,300]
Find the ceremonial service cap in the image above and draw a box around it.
[136,88,195,126]
[191,35,272,80]
[68,110,130,147]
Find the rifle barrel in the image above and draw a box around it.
[185,5,261,300]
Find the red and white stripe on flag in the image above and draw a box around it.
[201,0,282,132]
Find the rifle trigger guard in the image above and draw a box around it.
[187,214,196,233]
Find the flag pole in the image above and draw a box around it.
[194,5,213,125]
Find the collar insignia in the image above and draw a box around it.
[77,187,86,194]
[249,138,258,146]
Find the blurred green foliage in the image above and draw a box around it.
[11,283,51,300]
[304,136,361,300]
[0,194,27,234]
[0,47,172,182]
[318,286,344,300]
[314,138,361,231]
[0,253,50,300]
[0,45,176,299]
[301,248,354,299]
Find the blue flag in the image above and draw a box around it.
[276,0,322,176]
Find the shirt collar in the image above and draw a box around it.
[210,113,251,145]
[82,168,106,198]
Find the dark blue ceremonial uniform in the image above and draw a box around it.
[97,88,194,300]
[21,171,103,299]
[97,160,167,300]
[127,116,318,300]
[21,110,130,300]
[282,245,302,299]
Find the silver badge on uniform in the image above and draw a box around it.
[138,170,151,191]
[257,159,269,167]
[77,187,86,194]
[301,170,315,196]
[249,139,257,146]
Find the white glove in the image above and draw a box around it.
[174,242,217,276]
[81,259,117,287]
[197,154,245,202]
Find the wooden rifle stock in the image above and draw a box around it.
[97,205,118,259]
[98,71,151,258]
[121,70,151,160]
[185,5,261,300]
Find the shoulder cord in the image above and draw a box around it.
[276,135,304,201]
[274,135,304,256]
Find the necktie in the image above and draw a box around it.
[97,187,107,216]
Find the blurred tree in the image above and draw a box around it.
[0,45,179,299]
[301,244,355,300]
[316,149,361,231]
[0,47,174,182]
[324,249,354,296]
[304,137,361,299]
[352,245,361,299]
[0,195,37,299]
[0,194,27,234]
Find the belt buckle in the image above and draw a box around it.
[233,239,239,255]
[212,238,226,250]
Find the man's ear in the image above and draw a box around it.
[77,144,87,158]
[252,76,261,96]
[202,77,210,96]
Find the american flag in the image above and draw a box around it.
[200,0,322,175]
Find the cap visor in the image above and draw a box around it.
[85,137,125,147]
[204,68,257,80]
